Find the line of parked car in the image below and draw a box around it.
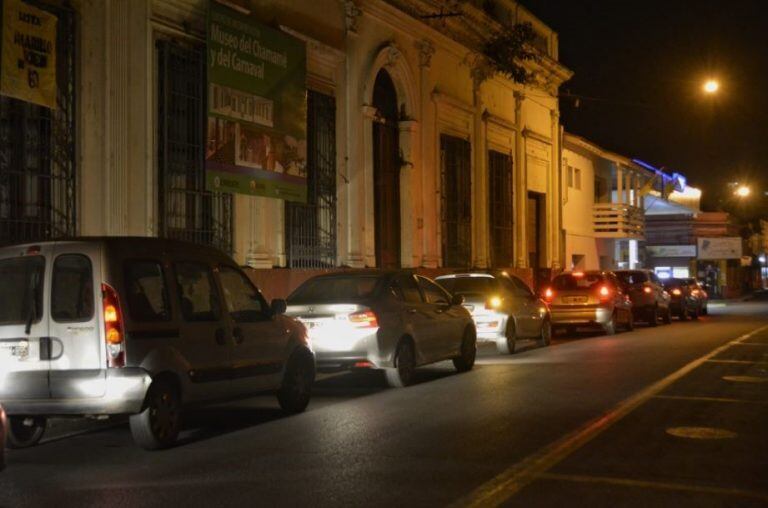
[0,238,711,459]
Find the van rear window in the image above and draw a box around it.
[0,256,45,325]
[125,261,171,322]
[52,254,94,322]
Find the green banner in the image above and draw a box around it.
[205,0,307,202]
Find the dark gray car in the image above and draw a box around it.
[286,271,476,387]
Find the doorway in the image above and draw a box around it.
[372,69,401,269]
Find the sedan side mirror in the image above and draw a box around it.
[450,294,464,306]
[271,298,287,315]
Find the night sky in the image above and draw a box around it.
[521,0,768,219]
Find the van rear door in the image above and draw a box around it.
[48,242,105,399]
[0,245,52,400]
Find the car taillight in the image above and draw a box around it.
[598,285,611,301]
[643,286,652,294]
[543,287,555,302]
[671,288,682,296]
[102,283,125,368]
[349,310,378,328]
[691,289,701,296]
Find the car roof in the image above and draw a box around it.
[436,272,495,279]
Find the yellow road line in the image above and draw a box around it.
[538,472,768,502]
[451,323,768,508]
[654,394,768,405]
[705,359,766,364]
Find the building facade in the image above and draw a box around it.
[0,0,572,297]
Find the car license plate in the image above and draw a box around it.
[300,318,332,330]
[564,296,588,304]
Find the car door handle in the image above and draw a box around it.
[215,328,228,346]
[233,327,245,345]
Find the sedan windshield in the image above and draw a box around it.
[288,276,382,304]
[436,276,498,295]
[553,273,604,290]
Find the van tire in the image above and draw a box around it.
[129,379,181,451]
[6,416,46,449]
[277,350,315,414]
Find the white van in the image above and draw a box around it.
[0,238,314,450]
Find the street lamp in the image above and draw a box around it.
[735,185,751,198]
[703,79,720,94]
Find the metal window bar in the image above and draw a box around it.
[488,150,513,267]
[285,90,337,268]
[441,135,472,268]
[0,2,76,245]
[157,40,232,254]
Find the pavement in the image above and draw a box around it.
[1,301,767,507]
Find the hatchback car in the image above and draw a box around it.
[614,269,671,326]
[683,278,709,315]
[543,271,633,335]
[0,238,313,450]
[664,278,701,320]
[285,271,476,387]
[435,272,551,354]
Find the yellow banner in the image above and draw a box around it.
[1,0,57,109]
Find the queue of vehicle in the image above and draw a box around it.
[0,238,712,458]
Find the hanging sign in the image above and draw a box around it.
[1,0,58,109]
[205,0,307,202]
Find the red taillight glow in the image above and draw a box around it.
[349,310,379,328]
[643,286,652,294]
[598,285,611,300]
[544,287,555,301]
[102,283,125,368]
[572,272,584,278]
[354,361,373,368]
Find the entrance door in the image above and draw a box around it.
[527,192,545,289]
[373,70,401,269]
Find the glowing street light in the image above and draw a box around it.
[734,185,751,198]
[702,79,720,94]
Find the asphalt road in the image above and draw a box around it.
[2,301,767,507]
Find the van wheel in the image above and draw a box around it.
[277,351,315,414]
[497,321,517,354]
[386,340,416,388]
[129,380,181,451]
[6,416,46,449]
[453,327,477,372]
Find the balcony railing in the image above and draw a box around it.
[593,203,645,239]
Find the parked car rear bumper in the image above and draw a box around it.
[1,368,151,416]
[473,313,509,341]
[312,330,394,371]
[550,306,612,325]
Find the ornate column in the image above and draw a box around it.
[399,120,419,268]
[345,104,378,268]
[415,39,437,268]
[550,108,562,270]
[471,63,490,268]
[514,91,527,268]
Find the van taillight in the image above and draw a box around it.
[543,287,555,302]
[598,285,612,301]
[102,283,125,368]
[349,310,379,328]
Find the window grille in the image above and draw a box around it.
[157,40,232,253]
[441,134,472,268]
[285,90,337,268]
[0,2,76,245]
[488,150,513,267]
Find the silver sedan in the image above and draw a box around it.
[436,272,552,354]
[286,271,476,387]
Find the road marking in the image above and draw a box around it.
[728,342,768,347]
[654,394,768,405]
[705,359,765,365]
[538,473,768,503]
[452,323,768,508]
[722,375,768,383]
[666,426,737,439]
